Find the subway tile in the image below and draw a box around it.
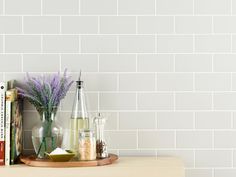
[138,131,175,148]
[61,92,98,111]
[215,169,236,177]
[119,0,155,15]
[23,54,60,72]
[156,0,193,14]
[61,16,98,34]
[83,73,117,91]
[100,112,118,130]
[137,54,174,72]
[195,112,231,129]
[195,0,231,14]
[156,73,193,91]
[214,54,236,72]
[5,35,41,53]
[119,150,156,156]
[231,74,236,90]
[0,16,22,34]
[233,1,236,14]
[99,54,136,72]
[185,169,213,177]
[157,35,193,53]
[106,131,137,149]
[195,150,232,167]
[4,73,26,85]
[195,35,231,53]
[100,16,136,34]
[61,54,98,72]
[42,0,79,14]
[138,16,174,34]
[175,54,212,72]
[80,0,117,15]
[195,73,231,91]
[176,131,212,148]
[5,0,41,14]
[23,131,34,149]
[214,131,236,148]
[175,16,212,34]
[119,73,156,91]
[119,35,155,53]
[81,35,117,53]
[176,93,212,110]
[157,150,194,168]
[214,16,236,33]
[43,35,79,53]
[119,112,156,129]
[0,54,22,72]
[137,93,174,110]
[231,35,236,52]
[24,16,60,34]
[100,93,136,110]
[23,112,40,130]
[0,35,3,51]
[157,112,194,129]
[233,113,236,128]
[0,0,2,14]
[214,93,236,110]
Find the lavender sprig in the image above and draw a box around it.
[18,69,73,120]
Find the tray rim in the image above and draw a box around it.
[20,153,118,168]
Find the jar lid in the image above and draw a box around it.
[79,129,94,137]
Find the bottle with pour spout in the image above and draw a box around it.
[69,72,90,157]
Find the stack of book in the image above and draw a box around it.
[0,80,23,166]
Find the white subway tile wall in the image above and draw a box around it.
[0,0,235,176]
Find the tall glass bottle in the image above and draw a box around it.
[69,80,89,155]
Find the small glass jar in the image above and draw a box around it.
[78,129,96,161]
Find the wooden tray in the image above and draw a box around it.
[20,154,118,168]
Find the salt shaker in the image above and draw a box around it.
[93,113,108,159]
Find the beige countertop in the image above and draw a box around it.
[0,157,185,177]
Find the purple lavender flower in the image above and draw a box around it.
[17,69,73,119]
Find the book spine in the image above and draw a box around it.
[5,100,11,165]
[0,82,5,166]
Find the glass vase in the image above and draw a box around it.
[31,109,63,158]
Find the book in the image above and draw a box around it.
[5,89,17,165]
[0,82,6,165]
[10,97,23,164]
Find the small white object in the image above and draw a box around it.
[50,148,68,155]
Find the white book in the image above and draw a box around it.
[4,89,15,166]
[0,82,5,165]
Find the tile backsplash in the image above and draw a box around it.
[1,0,236,176]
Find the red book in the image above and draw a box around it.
[0,82,6,165]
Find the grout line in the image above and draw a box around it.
[98,16,100,34]
[59,16,62,34]
[59,54,62,72]
[116,0,118,16]
[2,0,5,15]
[2,35,5,53]
[78,0,80,15]
[22,17,24,34]
[21,54,24,72]
[40,0,43,15]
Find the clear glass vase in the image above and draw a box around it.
[31,109,63,158]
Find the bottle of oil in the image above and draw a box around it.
[69,75,89,156]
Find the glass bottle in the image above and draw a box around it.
[69,80,89,155]
[94,113,108,159]
[78,129,96,161]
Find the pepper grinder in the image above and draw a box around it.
[93,113,108,159]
